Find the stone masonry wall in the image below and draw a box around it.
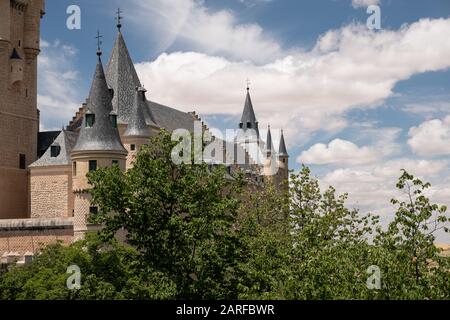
[31,167,72,219]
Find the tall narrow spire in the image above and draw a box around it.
[239,86,259,136]
[124,87,152,137]
[72,52,126,153]
[279,130,288,157]
[106,30,142,124]
[266,125,274,156]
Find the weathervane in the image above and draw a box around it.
[116,8,123,31]
[96,30,103,56]
[246,78,251,91]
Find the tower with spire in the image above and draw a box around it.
[236,85,265,167]
[276,130,289,190]
[236,85,290,189]
[71,41,127,239]
[122,87,153,169]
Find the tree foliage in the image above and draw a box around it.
[0,133,448,300]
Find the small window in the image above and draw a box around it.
[50,145,61,158]
[110,114,117,128]
[25,88,28,97]
[86,113,95,127]
[282,159,286,163]
[112,160,119,166]
[89,160,97,172]
[130,144,136,151]
[239,123,243,129]
[89,206,98,215]
[73,162,77,176]
[18,40,21,47]
[247,122,251,129]
[19,154,26,169]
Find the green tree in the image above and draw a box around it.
[88,130,245,299]
[373,170,450,299]
[0,234,176,300]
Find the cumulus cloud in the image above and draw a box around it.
[298,139,380,165]
[352,0,380,8]
[408,116,450,156]
[321,159,450,211]
[135,18,450,145]
[38,40,81,131]
[128,0,282,63]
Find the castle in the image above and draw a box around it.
[0,0,288,263]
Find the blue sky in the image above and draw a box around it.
[38,0,450,241]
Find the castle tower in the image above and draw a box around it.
[106,24,142,137]
[276,130,289,190]
[0,0,45,219]
[236,86,264,165]
[263,125,277,179]
[71,50,127,240]
[122,87,152,170]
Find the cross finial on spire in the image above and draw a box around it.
[96,30,103,56]
[116,8,123,31]
[246,78,251,91]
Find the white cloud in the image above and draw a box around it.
[402,100,450,119]
[298,139,380,165]
[298,127,402,165]
[408,116,450,156]
[321,159,449,211]
[352,0,380,8]
[128,0,282,63]
[135,18,450,145]
[37,40,81,131]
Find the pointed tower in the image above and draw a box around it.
[106,20,141,130]
[0,0,45,219]
[263,125,277,178]
[123,87,153,169]
[276,130,289,190]
[236,86,263,165]
[71,48,127,240]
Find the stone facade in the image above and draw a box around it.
[30,166,73,219]
[0,0,44,219]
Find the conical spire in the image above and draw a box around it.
[239,87,259,135]
[124,87,152,137]
[279,130,289,157]
[266,125,274,156]
[72,55,126,153]
[106,31,142,124]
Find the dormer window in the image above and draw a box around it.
[109,113,117,128]
[50,144,61,158]
[86,113,95,127]
[247,122,251,129]
[239,123,243,129]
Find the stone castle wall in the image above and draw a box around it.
[31,166,73,219]
[0,218,74,259]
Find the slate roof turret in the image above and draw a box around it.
[72,54,126,154]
